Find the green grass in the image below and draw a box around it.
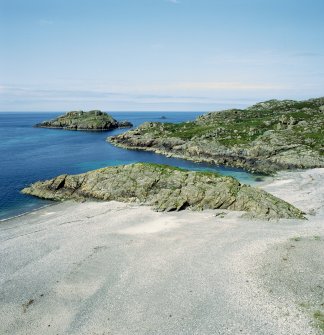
[162,122,216,140]
[136,163,221,177]
[161,108,323,146]
[299,302,324,332]
[314,310,324,332]
[130,99,324,154]
[139,162,188,172]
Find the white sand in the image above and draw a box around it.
[0,169,323,335]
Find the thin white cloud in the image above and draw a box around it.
[165,0,180,4]
[0,84,253,111]
[2,80,318,111]
[207,50,324,67]
[39,19,54,26]
[291,52,324,58]
[127,81,288,93]
[83,81,288,94]
[167,81,287,91]
[0,81,289,100]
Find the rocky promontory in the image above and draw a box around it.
[35,110,133,131]
[108,98,324,174]
[22,163,304,219]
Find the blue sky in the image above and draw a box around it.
[0,0,323,111]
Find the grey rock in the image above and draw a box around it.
[117,120,133,128]
[22,163,304,219]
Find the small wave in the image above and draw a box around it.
[0,203,56,222]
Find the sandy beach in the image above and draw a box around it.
[1,168,323,335]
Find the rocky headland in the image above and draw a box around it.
[35,110,133,131]
[108,98,324,174]
[22,163,304,219]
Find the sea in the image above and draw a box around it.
[0,112,263,221]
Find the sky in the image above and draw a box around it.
[0,0,323,111]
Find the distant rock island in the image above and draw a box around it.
[22,163,303,219]
[108,98,324,174]
[35,110,133,131]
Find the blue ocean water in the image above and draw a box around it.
[0,112,262,221]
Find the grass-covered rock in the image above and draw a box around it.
[108,98,324,174]
[35,110,132,131]
[22,163,304,219]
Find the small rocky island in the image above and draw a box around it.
[35,110,133,131]
[108,98,324,174]
[22,163,303,219]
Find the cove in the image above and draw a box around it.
[0,112,263,221]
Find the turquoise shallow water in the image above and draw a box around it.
[0,112,262,221]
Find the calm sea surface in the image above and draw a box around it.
[0,112,262,221]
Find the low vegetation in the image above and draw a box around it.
[314,310,324,332]
[109,98,324,174]
[35,110,133,131]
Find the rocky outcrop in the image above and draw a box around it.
[117,120,133,128]
[22,163,304,219]
[35,110,133,131]
[108,98,324,174]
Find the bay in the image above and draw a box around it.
[0,112,261,221]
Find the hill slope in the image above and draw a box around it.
[109,98,324,174]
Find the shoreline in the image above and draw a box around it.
[108,137,274,175]
[1,168,323,334]
[0,167,314,225]
[0,202,57,223]
[1,164,268,223]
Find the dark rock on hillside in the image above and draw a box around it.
[117,120,133,128]
[35,110,133,131]
[22,163,304,219]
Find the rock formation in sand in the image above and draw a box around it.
[22,163,304,219]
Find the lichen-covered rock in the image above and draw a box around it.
[35,110,133,131]
[22,163,304,219]
[108,98,324,174]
